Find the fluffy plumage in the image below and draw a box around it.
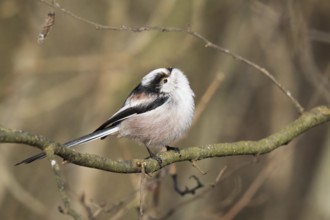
[16,68,195,165]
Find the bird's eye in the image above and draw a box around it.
[163,78,168,84]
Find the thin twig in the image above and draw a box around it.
[0,155,47,216]
[193,73,225,125]
[158,167,227,220]
[139,162,146,219]
[79,193,95,220]
[159,161,260,219]
[83,174,163,219]
[190,160,208,175]
[171,174,204,196]
[38,0,304,113]
[6,106,329,173]
[46,151,82,220]
[221,164,274,220]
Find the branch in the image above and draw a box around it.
[1,106,329,173]
[158,167,227,220]
[38,0,304,114]
[49,156,81,220]
[221,163,273,220]
[171,175,204,196]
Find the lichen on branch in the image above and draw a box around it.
[0,106,329,173]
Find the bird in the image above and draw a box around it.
[16,67,195,166]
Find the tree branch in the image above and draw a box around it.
[38,0,304,114]
[1,106,329,173]
[48,155,81,220]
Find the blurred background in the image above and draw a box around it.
[0,0,329,219]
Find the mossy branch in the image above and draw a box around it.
[1,106,329,173]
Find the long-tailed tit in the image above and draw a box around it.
[16,68,195,165]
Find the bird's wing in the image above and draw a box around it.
[94,95,169,132]
[60,94,169,147]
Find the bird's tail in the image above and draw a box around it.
[15,127,119,165]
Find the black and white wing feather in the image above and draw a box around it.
[15,84,168,165]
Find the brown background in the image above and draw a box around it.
[0,0,329,219]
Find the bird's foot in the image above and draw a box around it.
[145,153,162,167]
[146,147,163,167]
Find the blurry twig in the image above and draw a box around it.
[122,0,178,55]
[221,163,275,220]
[46,152,81,220]
[76,175,165,219]
[193,73,225,125]
[190,160,207,175]
[139,162,146,219]
[310,29,330,44]
[38,0,304,114]
[78,160,256,219]
[0,155,47,216]
[159,161,260,219]
[158,167,227,220]
[79,193,95,220]
[172,174,204,196]
[150,161,253,219]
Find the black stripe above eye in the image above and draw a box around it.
[138,73,168,93]
[150,73,168,84]
[133,83,159,94]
